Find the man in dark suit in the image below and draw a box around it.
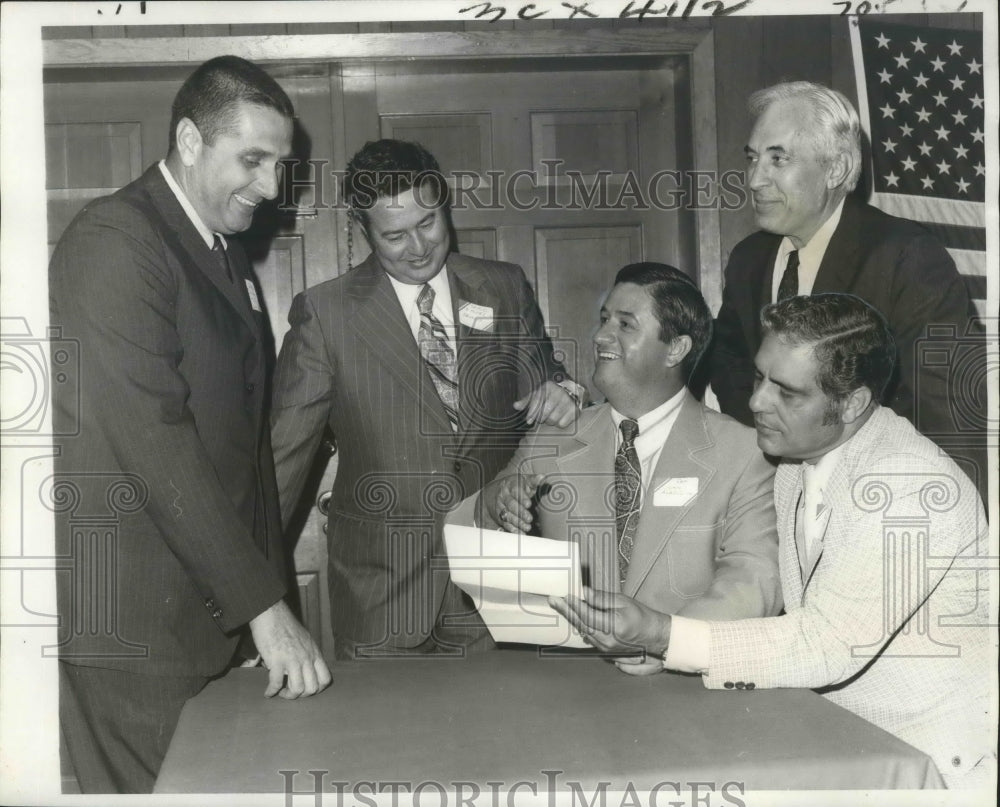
[270,139,582,660]
[711,81,984,497]
[49,56,330,794]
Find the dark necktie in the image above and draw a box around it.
[615,418,641,589]
[417,284,460,432]
[777,249,799,301]
[212,235,234,283]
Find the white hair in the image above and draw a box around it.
[749,81,863,192]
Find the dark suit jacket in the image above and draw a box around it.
[49,164,287,678]
[711,196,983,488]
[270,252,568,649]
[462,393,781,621]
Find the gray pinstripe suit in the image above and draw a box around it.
[271,253,569,654]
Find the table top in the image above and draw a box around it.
[156,648,943,793]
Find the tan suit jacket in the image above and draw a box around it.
[470,393,782,621]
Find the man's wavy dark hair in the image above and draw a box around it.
[760,293,896,403]
[344,139,450,226]
[614,262,713,382]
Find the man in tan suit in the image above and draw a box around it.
[553,293,993,788]
[470,263,781,667]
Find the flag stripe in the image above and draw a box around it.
[963,276,986,300]
[948,248,987,278]
[869,192,985,229]
[920,222,988,252]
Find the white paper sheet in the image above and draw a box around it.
[444,523,588,648]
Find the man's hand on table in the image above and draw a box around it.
[249,599,332,699]
[550,587,672,672]
[514,381,583,428]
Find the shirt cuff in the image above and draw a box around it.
[663,615,711,674]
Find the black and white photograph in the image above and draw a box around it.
[0,1,996,804]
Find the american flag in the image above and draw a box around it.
[851,19,987,316]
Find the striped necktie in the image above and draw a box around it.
[417,284,460,432]
[615,418,641,589]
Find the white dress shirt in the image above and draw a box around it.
[387,267,457,351]
[158,160,221,250]
[609,387,686,504]
[769,198,846,302]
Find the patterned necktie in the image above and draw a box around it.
[417,284,460,432]
[212,235,234,283]
[615,418,641,589]
[777,249,800,301]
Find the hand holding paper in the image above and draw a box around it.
[549,586,672,659]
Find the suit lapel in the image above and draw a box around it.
[749,238,780,350]
[449,255,502,443]
[141,167,260,337]
[813,195,865,295]
[549,409,619,593]
[348,257,452,434]
[625,394,716,595]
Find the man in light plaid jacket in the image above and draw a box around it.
[553,293,994,789]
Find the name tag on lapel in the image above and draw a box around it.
[458,301,494,332]
[245,279,262,312]
[653,477,699,507]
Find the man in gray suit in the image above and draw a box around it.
[50,56,330,793]
[463,264,780,656]
[271,139,583,659]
